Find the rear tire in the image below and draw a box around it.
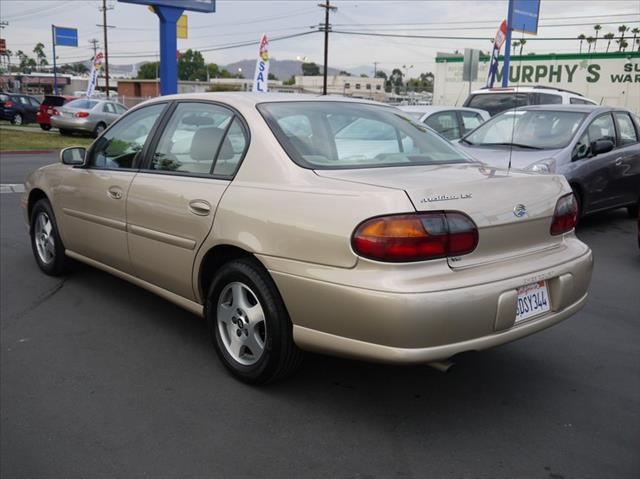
[30,199,69,276]
[206,257,303,384]
[40,124,51,131]
[11,113,23,126]
[93,122,106,137]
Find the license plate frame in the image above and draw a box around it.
[515,280,551,323]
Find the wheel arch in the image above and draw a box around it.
[27,188,49,221]
[569,181,584,216]
[197,244,262,302]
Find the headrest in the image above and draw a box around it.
[190,127,234,162]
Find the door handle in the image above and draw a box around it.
[107,187,123,200]
[188,200,211,216]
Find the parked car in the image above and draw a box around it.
[399,106,490,141]
[463,86,597,117]
[23,93,593,384]
[51,98,128,137]
[0,93,41,125]
[457,105,640,219]
[36,95,77,131]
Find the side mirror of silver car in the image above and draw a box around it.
[60,147,87,166]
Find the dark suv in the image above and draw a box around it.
[0,93,41,125]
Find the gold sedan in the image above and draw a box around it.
[22,93,593,384]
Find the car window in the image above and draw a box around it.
[19,96,29,105]
[150,102,236,175]
[43,96,66,107]
[424,111,460,140]
[29,97,40,107]
[212,117,248,176]
[115,103,128,114]
[587,114,616,147]
[466,93,529,116]
[570,98,591,105]
[89,103,166,170]
[536,93,562,104]
[103,102,116,113]
[66,99,99,109]
[258,101,471,169]
[613,112,638,146]
[573,132,591,160]
[0,94,8,103]
[460,111,484,134]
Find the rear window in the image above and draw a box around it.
[66,99,99,109]
[42,96,67,107]
[0,94,8,103]
[466,93,529,116]
[570,97,595,105]
[258,101,472,169]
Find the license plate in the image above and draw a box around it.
[515,281,551,323]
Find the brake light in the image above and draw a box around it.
[51,108,59,115]
[75,111,90,118]
[550,193,578,235]
[4,101,13,108]
[352,211,478,262]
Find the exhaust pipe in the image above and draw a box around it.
[428,360,454,373]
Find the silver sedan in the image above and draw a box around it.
[51,98,128,137]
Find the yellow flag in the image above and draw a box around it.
[177,15,188,39]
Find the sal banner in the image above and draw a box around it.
[486,20,508,88]
[253,34,269,93]
[86,51,105,98]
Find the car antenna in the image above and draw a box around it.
[507,30,525,175]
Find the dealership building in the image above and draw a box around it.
[433,51,640,114]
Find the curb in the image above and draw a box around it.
[0,150,58,155]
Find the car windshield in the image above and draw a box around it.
[258,102,472,169]
[463,110,587,149]
[42,96,67,107]
[467,93,529,116]
[66,99,99,110]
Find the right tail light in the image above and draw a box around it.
[550,193,578,235]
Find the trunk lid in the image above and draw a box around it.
[315,163,568,269]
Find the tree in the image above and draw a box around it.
[388,68,403,94]
[32,42,48,70]
[513,39,526,56]
[631,27,640,51]
[283,75,295,86]
[301,62,320,76]
[593,24,602,52]
[375,70,387,81]
[137,61,160,79]
[577,34,586,54]
[586,36,595,54]
[338,70,351,76]
[360,73,369,78]
[618,25,628,43]
[177,49,207,81]
[267,72,278,80]
[603,32,615,53]
[616,38,629,52]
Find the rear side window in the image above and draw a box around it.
[460,111,484,134]
[103,103,116,113]
[536,93,562,105]
[43,96,66,107]
[424,111,460,140]
[613,112,638,146]
[570,98,592,105]
[29,98,40,107]
[66,99,99,109]
[466,93,528,116]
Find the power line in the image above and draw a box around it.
[331,30,633,42]
[341,20,639,32]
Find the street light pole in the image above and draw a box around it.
[100,0,112,97]
[318,1,337,95]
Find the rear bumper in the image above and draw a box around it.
[51,116,94,132]
[264,237,593,364]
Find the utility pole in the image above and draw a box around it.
[318,1,337,95]
[88,38,100,59]
[373,61,379,77]
[99,0,114,97]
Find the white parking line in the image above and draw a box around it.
[0,184,26,194]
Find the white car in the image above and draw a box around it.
[463,86,597,117]
[399,106,490,141]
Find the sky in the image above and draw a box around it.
[1,0,639,76]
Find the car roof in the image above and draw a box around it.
[514,104,616,114]
[470,86,583,96]
[398,105,487,115]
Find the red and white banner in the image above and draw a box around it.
[86,51,105,98]
[486,20,508,88]
[252,34,270,92]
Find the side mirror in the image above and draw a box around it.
[590,139,614,156]
[60,147,86,166]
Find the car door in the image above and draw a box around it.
[611,112,640,206]
[424,111,461,140]
[27,96,40,122]
[573,113,623,213]
[54,103,168,274]
[126,101,249,301]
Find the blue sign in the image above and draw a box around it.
[119,0,215,13]
[53,26,78,47]
[511,0,540,35]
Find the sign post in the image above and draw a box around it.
[119,1,215,96]
[502,0,540,87]
[51,25,78,94]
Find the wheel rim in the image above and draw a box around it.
[217,282,266,366]
[96,124,105,134]
[14,114,22,125]
[34,212,55,265]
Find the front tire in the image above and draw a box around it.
[59,129,71,136]
[206,258,302,384]
[40,124,51,131]
[30,199,68,276]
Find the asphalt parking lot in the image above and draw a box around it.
[1,152,639,479]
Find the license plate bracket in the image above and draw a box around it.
[515,280,551,323]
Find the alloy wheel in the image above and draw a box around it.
[34,212,55,265]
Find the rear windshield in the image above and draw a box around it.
[66,99,98,109]
[466,93,529,116]
[258,101,472,169]
[0,94,9,103]
[42,96,67,107]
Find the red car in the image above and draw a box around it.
[36,95,76,131]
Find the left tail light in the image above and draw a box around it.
[351,211,478,262]
[550,193,578,235]
[4,100,14,108]
[75,111,90,118]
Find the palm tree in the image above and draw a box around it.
[618,25,628,43]
[616,38,629,52]
[586,36,595,54]
[577,34,586,53]
[517,39,527,56]
[32,42,48,71]
[593,24,602,52]
[631,27,640,51]
[603,32,615,53]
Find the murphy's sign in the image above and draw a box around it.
[434,51,640,113]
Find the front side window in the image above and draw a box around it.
[536,93,562,105]
[258,101,472,169]
[150,102,244,176]
[466,93,529,116]
[424,111,460,140]
[115,103,128,114]
[89,103,166,169]
[573,132,590,160]
[29,97,40,107]
[587,114,616,146]
[460,111,484,134]
[464,110,586,150]
[613,112,638,146]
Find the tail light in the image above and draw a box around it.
[550,193,578,235]
[75,111,90,118]
[4,101,13,108]
[52,108,59,116]
[352,211,478,262]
